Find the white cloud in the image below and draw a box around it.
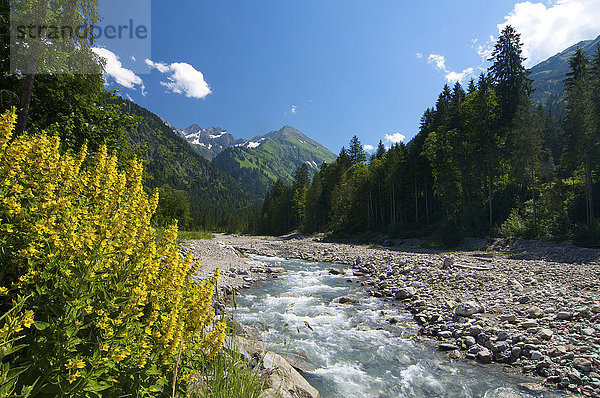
[425,53,475,83]
[416,52,423,59]
[499,0,600,67]
[385,133,406,143]
[92,47,144,90]
[427,53,447,71]
[446,67,475,83]
[145,59,212,99]
[363,144,374,152]
[291,105,297,115]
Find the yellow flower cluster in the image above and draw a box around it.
[0,108,226,395]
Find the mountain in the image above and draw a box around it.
[113,98,258,228]
[176,124,246,160]
[212,125,337,197]
[530,34,600,112]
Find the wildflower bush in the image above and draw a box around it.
[0,108,226,397]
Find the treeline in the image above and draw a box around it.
[255,26,600,246]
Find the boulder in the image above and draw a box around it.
[395,287,416,300]
[455,301,484,317]
[537,328,553,341]
[572,357,592,372]
[477,348,493,363]
[328,268,344,275]
[556,311,573,320]
[260,351,320,398]
[338,296,359,305]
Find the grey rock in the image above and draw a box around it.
[438,343,459,351]
[572,357,592,372]
[338,296,359,305]
[520,320,538,328]
[511,346,522,358]
[530,350,543,360]
[463,336,476,347]
[477,348,493,363]
[499,314,517,323]
[557,311,573,320]
[328,268,345,275]
[469,325,484,336]
[455,301,484,317]
[537,328,554,341]
[395,287,416,300]
[528,306,544,318]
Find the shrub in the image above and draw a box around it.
[0,108,225,397]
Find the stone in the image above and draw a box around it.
[395,287,416,300]
[581,327,595,336]
[537,328,553,341]
[468,325,484,336]
[499,314,517,323]
[328,268,345,275]
[518,295,531,304]
[477,348,493,363]
[463,336,476,347]
[572,357,592,372]
[442,257,454,268]
[520,320,538,329]
[446,350,463,360]
[528,306,544,318]
[437,331,453,339]
[260,351,320,398]
[557,311,573,320]
[530,350,543,361]
[438,343,459,351]
[455,301,484,317]
[338,296,359,305]
[511,346,522,358]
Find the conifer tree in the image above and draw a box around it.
[348,135,367,164]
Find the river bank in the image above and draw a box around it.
[201,234,600,397]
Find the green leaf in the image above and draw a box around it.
[33,321,49,331]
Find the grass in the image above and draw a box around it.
[177,230,215,241]
[189,349,266,398]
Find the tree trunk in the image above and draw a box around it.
[414,173,418,225]
[15,0,48,136]
[585,152,595,222]
[425,177,429,227]
[531,162,537,233]
[488,176,493,226]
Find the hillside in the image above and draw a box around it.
[530,34,600,112]
[115,98,258,228]
[212,125,336,197]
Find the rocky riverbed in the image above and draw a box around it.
[201,234,600,397]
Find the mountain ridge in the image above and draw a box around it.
[530,34,600,112]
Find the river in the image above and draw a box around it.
[231,255,564,398]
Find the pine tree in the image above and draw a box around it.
[488,25,532,126]
[348,135,367,165]
[564,48,595,222]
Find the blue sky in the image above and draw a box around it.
[94,0,600,154]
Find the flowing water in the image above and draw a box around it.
[232,255,563,398]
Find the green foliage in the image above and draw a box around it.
[153,185,193,229]
[177,230,215,241]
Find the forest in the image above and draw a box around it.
[256,26,600,246]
